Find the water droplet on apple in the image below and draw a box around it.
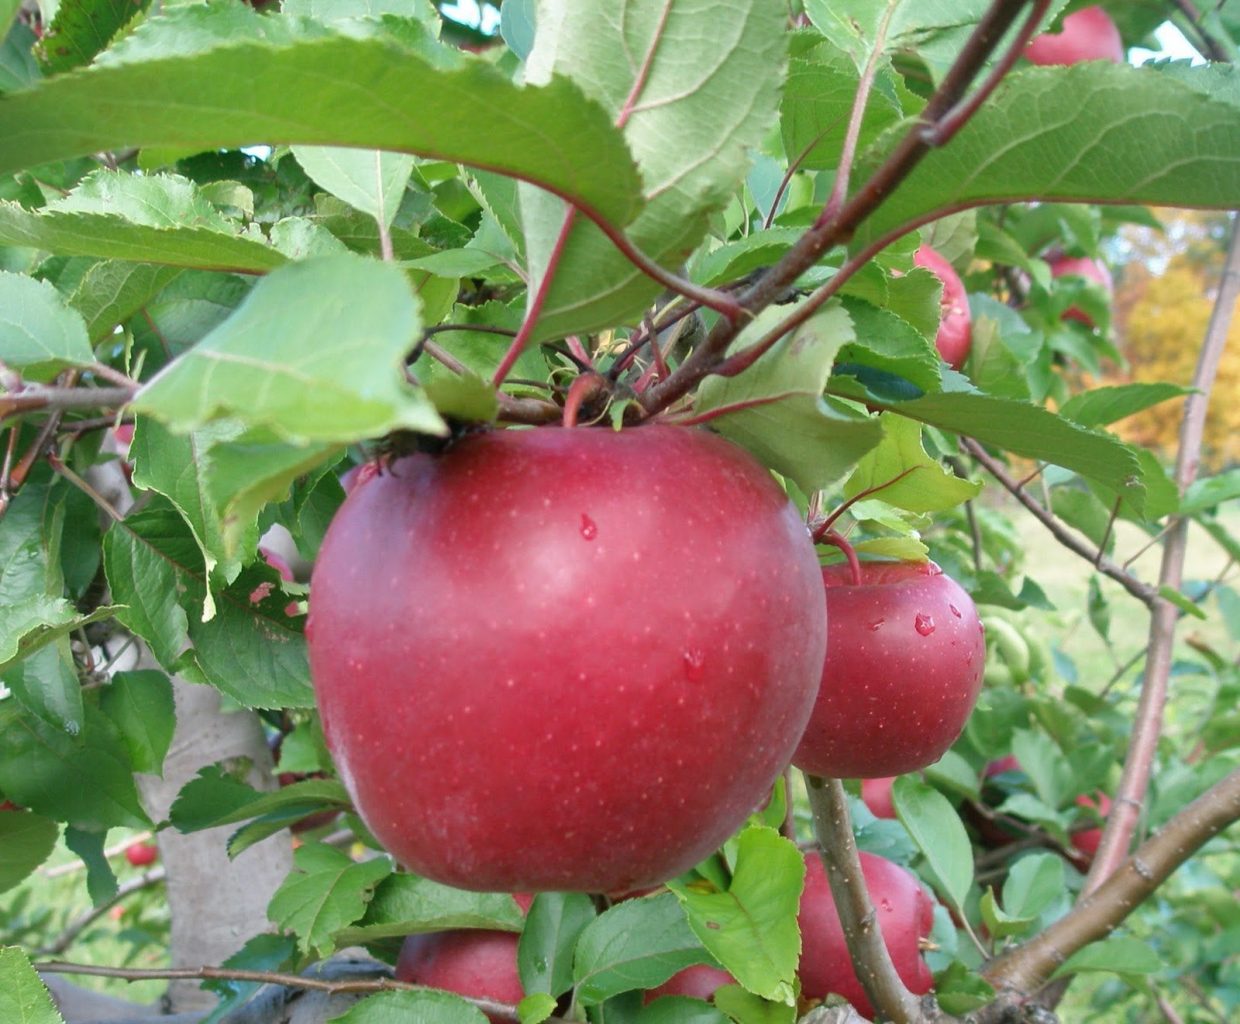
[683,648,705,682]
[579,513,598,540]
[949,603,962,618]
[879,897,893,912]
[868,619,885,631]
[914,613,936,636]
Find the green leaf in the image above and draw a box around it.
[858,64,1240,245]
[2,639,83,735]
[329,990,488,1023]
[98,670,175,776]
[1002,853,1065,921]
[892,775,972,910]
[710,986,793,1024]
[1158,585,1208,621]
[171,765,347,832]
[882,391,1146,511]
[0,810,59,894]
[518,891,596,998]
[0,946,65,1024]
[843,414,981,514]
[0,28,642,228]
[932,960,995,1015]
[133,255,444,444]
[293,146,413,227]
[979,887,1037,941]
[695,303,883,492]
[201,933,298,1021]
[1050,936,1163,979]
[516,993,558,1024]
[1059,383,1193,428]
[267,840,392,957]
[36,0,151,73]
[0,270,94,381]
[0,702,150,830]
[572,893,711,1005]
[668,827,803,1005]
[1181,469,1240,516]
[63,825,119,906]
[517,0,786,341]
[336,874,525,946]
[68,261,185,342]
[837,297,944,396]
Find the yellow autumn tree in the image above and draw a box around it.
[1109,212,1240,468]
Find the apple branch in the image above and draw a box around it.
[1080,213,1240,895]
[0,383,136,424]
[803,774,928,1024]
[34,959,569,1024]
[959,436,1158,606]
[978,765,1240,1004]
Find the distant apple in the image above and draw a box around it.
[799,851,935,1017]
[645,963,734,1004]
[793,560,986,778]
[0,800,20,812]
[251,546,300,617]
[1070,792,1112,860]
[1026,7,1124,65]
[861,777,897,820]
[124,841,158,868]
[914,245,972,371]
[1049,255,1113,327]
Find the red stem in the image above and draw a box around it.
[818,529,863,586]
[561,373,605,428]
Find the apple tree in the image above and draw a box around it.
[0,1,1238,1022]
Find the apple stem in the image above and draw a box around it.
[817,465,924,534]
[561,374,606,428]
[815,529,863,587]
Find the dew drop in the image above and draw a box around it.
[579,513,598,540]
[683,648,706,682]
[914,613,936,636]
[949,603,962,618]
[879,897,893,912]
[868,619,885,632]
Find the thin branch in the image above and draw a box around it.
[36,868,166,957]
[1081,214,1240,894]
[33,959,568,1024]
[0,384,135,424]
[960,437,1157,605]
[1171,0,1233,61]
[87,362,139,389]
[803,774,926,1024]
[981,765,1240,1002]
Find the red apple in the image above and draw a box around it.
[645,963,734,1004]
[396,930,523,1023]
[124,841,158,868]
[0,799,20,811]
[914,245,972,371]
[1069,792,1112,859]
[799,851,934,1017]
[252,546,300,616]
[308,425,826,892]
[1026,7,1124,66]
[861,777,897,820]
[792,561,986,779]
[1049,255,1113,327]
[340,461,382,495]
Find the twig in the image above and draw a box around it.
[49,455,125,522]
[0,384,136,424]
[36,868,166,956]
[42,832,157,878]
[980,765,1240,1003]
[803,774,925,1024]
[1171,0,1232,61]
[33,959,567,1024]
[1155,992,1188,1024]
[960,437,1157,605]
[1081,214,1240,894]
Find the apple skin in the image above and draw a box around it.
[861,777,897,820]
[308,425,826,892]
[799,851,934,1017]
[792,561,986,779]
[395,930,523,1023]
[1026,7,1124,66]
[1049,256,1114,327]
[914,245,972,371]
[1069,792,1112,860]
[124,841,158,868]
[645,963,734,1004]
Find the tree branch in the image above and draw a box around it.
[980,765,1240,1002]
[803,774,927,1024]
[0,385,136,424]
[36,868,166,957]
[959,437,1157,605]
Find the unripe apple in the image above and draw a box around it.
[792,561,986,779]
[914,245,972,371]
[124,841,158,868]
[1026,7,1125,66]
[799,851,934,1017]
[861,777,897,820]
[1049,255,1113,328]
[308,425,826,892]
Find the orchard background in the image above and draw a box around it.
[0,1,1239,1023]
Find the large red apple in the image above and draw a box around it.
[914,245,972,371]
[395,930,524,1022]
[307,425,826,892]
[1026,6,1124,65]
[800,851,934,1017]
[1049,255,1113,327]
[792,560,985,779]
